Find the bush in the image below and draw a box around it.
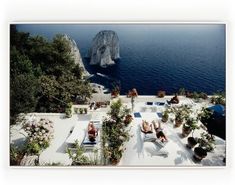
[211,92,225,106]
[10,144,24,165]
[26,141,41,155]
[65,102,73,118]
[79,108,84,114]
[102,99,131,165]
[23,117,54,155]
[178,88,186,96]
[66,140,98,165]
[74,107,79,114]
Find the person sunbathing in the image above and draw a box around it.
[168,94,179,104]
[152,120,168,142]
[88,122,98,142]
[141,120,153,134]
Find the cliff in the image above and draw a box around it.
[62,34,90,77]
[88,30,120,68]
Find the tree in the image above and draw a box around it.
[10,74,38,124]
[10,26,92,123]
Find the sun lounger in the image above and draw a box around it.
[146,102,153,105]
[144,133,157,142]
[65,122,87,146]
[155,102,165,106]
[82,122,101,150]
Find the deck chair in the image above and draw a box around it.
[82,122,101,150]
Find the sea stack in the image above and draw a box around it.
[62,34,90,77]
[89,30,120,68]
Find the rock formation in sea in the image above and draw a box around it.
[62,34,90,77]
[88,30,120,68]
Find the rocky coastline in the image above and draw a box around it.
[62,34,90,77]
[88,30,120,68]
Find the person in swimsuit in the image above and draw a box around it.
[141,120,153,134]
[88,122,98,142]
[168,94,179,104]
[152,120,168,142]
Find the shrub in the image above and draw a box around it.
[66,140,98,165]
[211,92,225,106]
[178,88,186,96]
[111,85,120,98]
[79,108,84,114]
[23,117,54,155]
[197,132,216,152]
[65,102,73,117]
[102,99,131,165]
[74,107,79,114]
[10,144,24,165]
[186,91,208,100]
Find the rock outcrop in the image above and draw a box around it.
[62,34,90,77]
[89,30,120,68]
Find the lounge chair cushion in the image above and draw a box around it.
[154,139,167,148]
[134,112,141,118]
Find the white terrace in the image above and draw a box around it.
[10,96,226,166]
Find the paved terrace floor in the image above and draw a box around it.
[10,96,225,166]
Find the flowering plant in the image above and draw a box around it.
[23,117,54,154]
[102,99,131,165]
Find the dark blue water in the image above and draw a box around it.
[16,24,225,95]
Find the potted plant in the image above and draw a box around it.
[198,107,213,124]
[193,146,207,162]
[110,149,123,165]
[172,105,191,128]
[175,111,185,127]
[197,132,216,152]
[65,102,73,118]
[124,114,133,125]
[84,108,88,114]
[162,109,169,123]
[182,117,199,137]
[111,86,120,98]
[102,99,131,165]
[157,90,166,98]
[187,137,198,149]
[178,88,186,96]
[199,92,208,100]
[210,93,225,106]
[74,107,79,114]
[79,108,84,114]
[193,132,216,162]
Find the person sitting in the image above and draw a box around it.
[167,94,179,104]
[88,122,98,142]
[141,120,153,134]
[89,101,95,110]
[152,120,168,142]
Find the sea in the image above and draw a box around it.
[16,24,226,95]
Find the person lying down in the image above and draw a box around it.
[141,120,168,144]
[141,120,169,157]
